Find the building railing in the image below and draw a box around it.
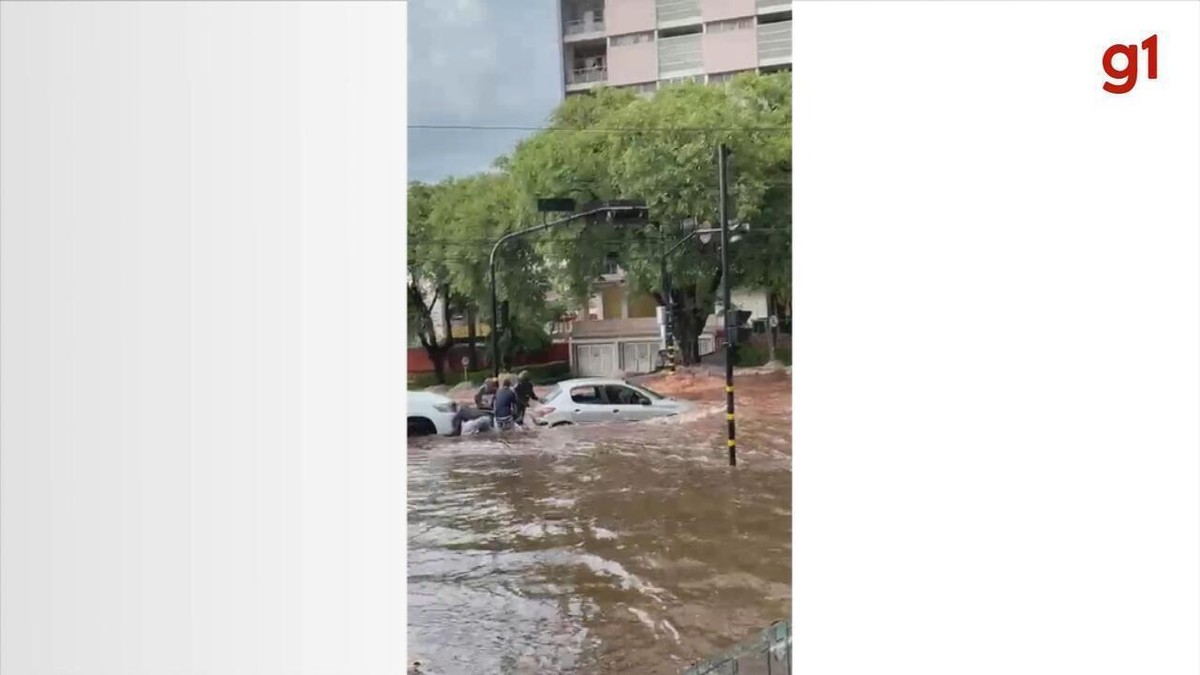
[563,16,605,36]
[568,65,608,85]
[683,620,791,675]
[757,20,792,61]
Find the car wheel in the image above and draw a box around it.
[407,417,438,436]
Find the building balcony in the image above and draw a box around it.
[563,17,606,41]
[566,65,608,91]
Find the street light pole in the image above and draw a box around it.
[659,238,674,373]
[718,143,736,467]
[489,203,646,377]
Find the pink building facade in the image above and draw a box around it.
[559,0,791,96]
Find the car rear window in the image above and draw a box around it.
[543,385,561,401]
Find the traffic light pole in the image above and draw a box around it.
[660,245,675,374]
[659,227,720,374]
[489,204,646,377]
[718,143,736,467]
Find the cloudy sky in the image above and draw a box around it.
[408,0,563,183]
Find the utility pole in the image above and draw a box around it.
[718,143,736,467]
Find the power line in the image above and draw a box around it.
[408,232,792,249]
[408,124,790,133]
[411,181,794,190]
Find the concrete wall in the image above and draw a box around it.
[605,0,656,35]
[729,288,771,318]
[608,41,659,85]
[700,0,756,22]
[702,24,758,74]
[628,292,659,319]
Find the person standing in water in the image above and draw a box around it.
[474,377,498,411]
[492,377,518,431]
[513,370,539,426]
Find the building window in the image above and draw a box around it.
[603,254,622,275]
[660,74,702,88]
[657,33,703,75]
[656,0,701,24]
[707,71,747,85]
[757,19,791,61]
[627,81,658,96]
[707,17,755,33]
[611,31,655,47]
[563,2,605,35]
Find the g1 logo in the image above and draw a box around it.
[1103,34,1158,94]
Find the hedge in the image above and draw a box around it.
[408,360,571,389]
[734,345,792,368]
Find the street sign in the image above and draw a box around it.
[460,356,469,367]
[769,315,779,328]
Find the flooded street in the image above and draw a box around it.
[408,371,791,674]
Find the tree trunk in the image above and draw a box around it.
[671,291,708,366]
[409,280,449,386]
[430,349,447,385]
[424,283,453,385]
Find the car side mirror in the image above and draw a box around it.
[640,399,651,406]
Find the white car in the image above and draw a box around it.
[532,377,694,427]
[407,390,458,436]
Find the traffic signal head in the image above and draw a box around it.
[497,300,510,333]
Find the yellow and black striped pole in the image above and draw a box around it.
[718,143,736,466]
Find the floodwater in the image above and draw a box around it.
[407,371,791,674]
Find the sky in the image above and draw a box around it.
[408,0,564,183]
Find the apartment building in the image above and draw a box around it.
[557,0,792,96]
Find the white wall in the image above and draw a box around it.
[730,288,770,318]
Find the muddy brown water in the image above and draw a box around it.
[408,372,791,674]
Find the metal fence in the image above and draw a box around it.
[683,620,791,675]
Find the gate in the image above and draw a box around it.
[682,620,791,675]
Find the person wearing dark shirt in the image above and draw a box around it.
[492,378,518,431]
[443,377,498,437]
[513,370,539,425]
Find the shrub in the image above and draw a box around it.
[734,345,792,367]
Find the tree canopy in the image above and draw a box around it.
[407,72,792,379]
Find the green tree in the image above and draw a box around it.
[505,72,791,364]
[407,181,455,384]
[426,171,557,370]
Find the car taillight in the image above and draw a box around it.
[537,407,555,415]
[433,402,457,413]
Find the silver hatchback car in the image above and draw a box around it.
[532,377,694,427]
